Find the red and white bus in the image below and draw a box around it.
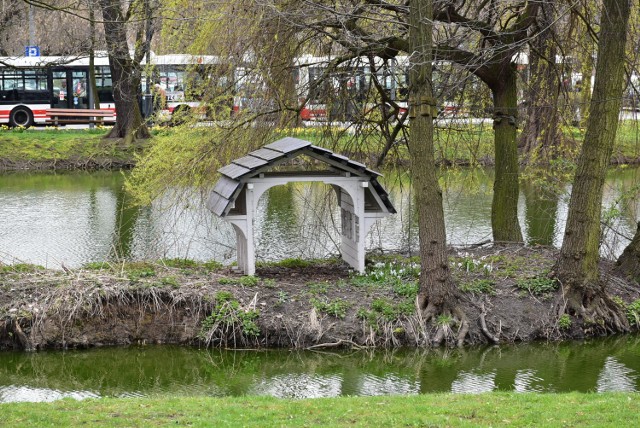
[0,53,223,127]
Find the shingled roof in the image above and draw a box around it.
[207,137,396,217]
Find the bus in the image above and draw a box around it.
[0,52,223,127]
[292,55,407,121]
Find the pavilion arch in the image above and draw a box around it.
[207,137,396,275]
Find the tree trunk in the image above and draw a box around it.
[491,65,523,243]
[615,222,640,281]
[98,0,150,143]
[408,0,467,347]
[554,0,630,332]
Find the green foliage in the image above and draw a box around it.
[516,277,558,295]
[351,261,421,289]
[126,263,156,281]
[82,262,111,270]
[269,258,312,268]
[436,314,453,326]
[202,260,224,272]
[125,127,267,206]
[262,278,277,288]
[612,296,625,307]
[276,291,288,305]
[558,314,572,330]
[160,276,180,288]
[310,298,351,319]
[0,263,44,273]
[459,279,496,295]
[358,298,415,324]
[199,291,260,340]
[626,299,640,327]
[391,280,419,298]
[306,281,331,295]
[218,275,259,287]
[258,257,342,269]
[161,258,198,269]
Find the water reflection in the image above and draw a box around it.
[1,168,640,268]
[0,385,99,403]
[596,357,637,392]
[451,371,496,393]
[0,337,638,402]
[513,369,545,393]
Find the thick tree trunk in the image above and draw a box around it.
[491,65,523,243]
[408,0,467,347]
[554,0,630,332]
[615,223,640,281]
[98,0,150,143]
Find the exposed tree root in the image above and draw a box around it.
[9,319,34,351]
[419,299,469,347]
[479,303,500,344]
[556,284,629,334]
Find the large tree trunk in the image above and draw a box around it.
[409,0,467,347]
[98,0,150,143]
[615,223,640,281]
[490,64,523,243]
[554,0,630,332]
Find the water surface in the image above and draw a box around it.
[1,337,639,402]
[0,168,639,268]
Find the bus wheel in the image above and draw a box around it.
[9,107,34,128]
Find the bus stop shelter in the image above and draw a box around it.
[207,137,396,275]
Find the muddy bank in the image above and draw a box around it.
[1,246,639,351]
[0,158,135,171]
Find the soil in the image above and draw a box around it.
[1,245,639,351]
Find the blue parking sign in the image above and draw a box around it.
[25,46,40,57]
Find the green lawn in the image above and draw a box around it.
[2,393,639,427]
[0,121,638,168]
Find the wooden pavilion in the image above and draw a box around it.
[207,137,396,275]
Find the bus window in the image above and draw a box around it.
[2,70,21,90]
[96,66,114,103]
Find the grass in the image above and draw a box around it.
[1,393,638,427]
[0,127,141,165]
[2,121,638,170]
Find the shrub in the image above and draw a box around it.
[626,299,640,327]
[558,314,572,330]
[311,298,351,318]
[199,291,260,344]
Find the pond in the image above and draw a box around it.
[0,168,638,268]
[1,337,639,402]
